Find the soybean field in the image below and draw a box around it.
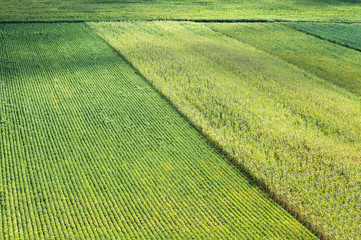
[0,23,317,239]
[89,21,361,240]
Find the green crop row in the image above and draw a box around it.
[209,22,361,97]
[285,22,361,51]
[88,21,361,240]
[0,23,316,239]
[0,0,361,22]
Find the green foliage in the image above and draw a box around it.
[0,23,316,239]
[89,21,361,240]
[286,22,361,51]
[209,23,361,97]
[0,0,361,22]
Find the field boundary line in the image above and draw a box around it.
[1,19,361,24]
[0,19,275,24]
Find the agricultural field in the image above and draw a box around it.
[285,22,361,51]
[208,23,361,96]
[1,0,361,22]
[89,21,361,240]
[0,23,318,239]
[1,0,361,240]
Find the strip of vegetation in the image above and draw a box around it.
[285,22,361,51]
[0,0,361,22]
[209,22,361,97]
[0,23,316,239]
[89,21,361,240]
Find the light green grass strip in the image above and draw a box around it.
[209,23,361,97]
[285,22,361,51]
[0,23,316,239]
[0,0,361,22]
[89,21,361,240]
